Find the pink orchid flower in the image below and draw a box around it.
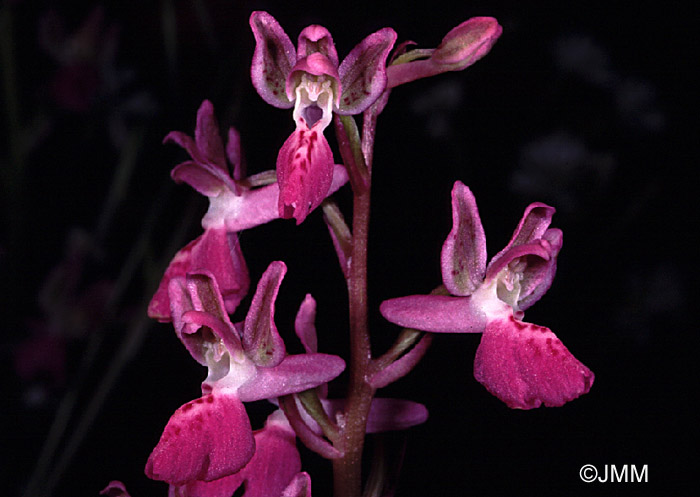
[380,181,594,409]
[146,263,345,485]
[148,100,348,321]
[250,11,396,223]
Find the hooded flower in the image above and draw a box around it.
[250,11,395,223]
[145,263,345,485]
[148,100,348,321]
[380,181,593,409]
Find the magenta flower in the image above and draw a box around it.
[145,263,345,484]
[380,181,593,409]
[250,11,396,223]
[148,100,348,321]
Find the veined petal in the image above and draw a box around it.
[250,11,296,108]
[243,261,287,367]
[380,294,487,333]
[148,229,250,323]
[441,181,487,296]
[145,393,255,485]
[238,353,345,402]
[277,125,334,224]
[297,24,338,66]
[473,315,594,409]
[337,27,396,115]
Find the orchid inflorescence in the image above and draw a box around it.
[106,10,593,497]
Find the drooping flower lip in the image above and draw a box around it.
[145,392,255,485]
[474,315,594,409]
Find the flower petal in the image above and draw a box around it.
[276,125,334,224]
[486,202,556,276]
[487,230,563,311]
[337,28,397,115]
[238,353,345,402]
[170,161,229,197]
[380,294,487,333]
[165,101,238,195]
[473,316,594,409]
[168,270,243,365]
[441,181,487,296]
[194,100,228,175]
[250,11,296,109]
[145,393,255,485]
[243,261,287,367]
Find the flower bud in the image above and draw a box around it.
[431,17,502,70]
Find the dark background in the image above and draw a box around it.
[2,1,696,496]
